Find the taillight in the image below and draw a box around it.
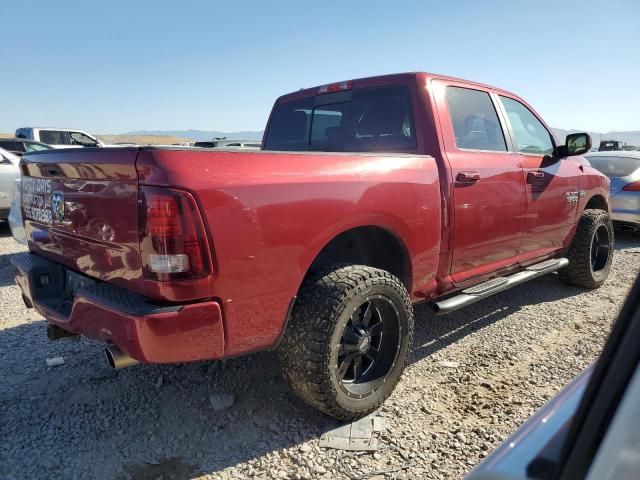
[139,186,212,281]
[622,181,640,192]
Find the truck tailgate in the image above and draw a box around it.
[20,148,144,294]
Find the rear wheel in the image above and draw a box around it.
[559,209,614,289]
[279,265,413,420]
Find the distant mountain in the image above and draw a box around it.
[553,129,640,147]
[123,129,264,142]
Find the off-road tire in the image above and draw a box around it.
[559,209,613,289]
[279,265,414,420]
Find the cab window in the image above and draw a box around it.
[39,130,67,145]
[500,96,554,155]
[69,132,97,147]
[445,86,507,152]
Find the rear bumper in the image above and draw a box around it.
[12,252,225,363]
[611,193,640,226]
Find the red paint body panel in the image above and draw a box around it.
[15,72,610,363]
[136,149,441,355]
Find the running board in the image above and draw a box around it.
[431,258,569,315]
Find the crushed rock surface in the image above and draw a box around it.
[0,223,638,479]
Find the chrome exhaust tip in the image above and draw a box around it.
[104,345,139,370]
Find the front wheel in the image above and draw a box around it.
[279,265,414,420]
[559,209,614,289]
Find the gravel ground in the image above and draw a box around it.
[0,223,638,480]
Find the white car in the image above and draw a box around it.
[8,177,24,244]
[0,147,22,238]
[15,127,104,149]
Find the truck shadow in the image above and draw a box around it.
[0,221,13,238]
[614,230,640,251]
[0,272,595,479]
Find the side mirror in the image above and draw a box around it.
[557,132,591,157]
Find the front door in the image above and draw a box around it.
[434,82,527,283]
[498,95,579,261]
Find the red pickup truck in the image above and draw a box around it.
[14,72,612,420]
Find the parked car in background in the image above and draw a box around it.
[15,127,104,148]
[8,178,25,244]
[194,139,261,149]
[599,140,624,151]
[466,272,640,480]
[0,138,53,157]
[13,72,612,420]
[0,147,21,220]
[586,151,640,232]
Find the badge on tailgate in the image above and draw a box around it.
[22,177,64,224]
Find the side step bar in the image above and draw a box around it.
[431,258,569,315]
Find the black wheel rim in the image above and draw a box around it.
[591,224,611,272]
[336,296,401,397]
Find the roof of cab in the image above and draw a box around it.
[276,71,517,104]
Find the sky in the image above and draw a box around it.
[1,0,638,134]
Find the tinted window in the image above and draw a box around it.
[264,97,313,151]
[445,87,507,152]
[500,96,554,155]
[310,104,345,145]
[39,130,67,145]
[0,140,24,152]
[264,86,416,153]
[586,156,640,178]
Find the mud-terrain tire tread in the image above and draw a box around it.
[559,208,613,289]
[279,265,413,420]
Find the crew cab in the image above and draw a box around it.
[13,72,613,419]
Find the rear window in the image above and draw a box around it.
[264,86,416,153]
[586,156,640,178]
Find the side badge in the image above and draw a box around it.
[52,191,65,222]
[566,191,579,203]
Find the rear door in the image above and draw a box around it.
[497,95,580,261]
[433,80,526,282]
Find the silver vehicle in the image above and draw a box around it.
[585,152,640,232]
[0,147,21,221]
[15,127,104,149]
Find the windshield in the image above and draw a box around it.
[264,86,416,153]
[586,156,640,178]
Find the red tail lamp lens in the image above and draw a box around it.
[140,186,211,280]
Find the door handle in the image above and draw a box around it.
[527,171,545,183]
[456,171,481,184]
